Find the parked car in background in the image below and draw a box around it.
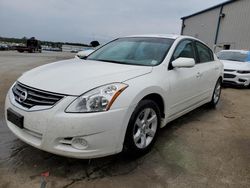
[0,44,9,51]
[5,34,223,159]
[217,50,250,87]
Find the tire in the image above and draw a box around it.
[123,99,161,157]
[208,78,222,108]
[246,82,250,89]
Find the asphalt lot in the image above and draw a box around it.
[0,51,249,188]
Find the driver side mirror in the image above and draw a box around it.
[75,49,95,59]
[172,57,195,68]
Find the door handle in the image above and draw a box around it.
[196,72,202,78]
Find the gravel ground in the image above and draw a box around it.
[0,51,249,188]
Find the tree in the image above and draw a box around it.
[90,41,100,47]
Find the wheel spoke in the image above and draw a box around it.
[135,118,143,128]
[133,131,141,143]
[143,108,151,121]
[147,114,157,125]
[216,86,220,95]
[141,134,147,148]
[146,128,155,137]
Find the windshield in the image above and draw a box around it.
[87,37,174,66]
[217,51,249,62]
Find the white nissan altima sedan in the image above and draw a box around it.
[5,34,223,158]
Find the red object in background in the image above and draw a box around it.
[41,171,50,177]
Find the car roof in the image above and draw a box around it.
[123,34,203,41]
[123,34,182,39]
[122,34,212,48]
[219,50,250,53]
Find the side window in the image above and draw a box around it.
[195,41,214,63]
[172,40,195,61]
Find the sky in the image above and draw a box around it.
[0,0,226,44]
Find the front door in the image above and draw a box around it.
[167,39,202,118]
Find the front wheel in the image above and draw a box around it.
[208,78,222,108]
[123,100,161,156]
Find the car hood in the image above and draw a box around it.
[221,60,250,71]
[18,58,152,95]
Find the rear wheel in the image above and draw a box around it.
[124,100,161,156]
[208,78,222,108]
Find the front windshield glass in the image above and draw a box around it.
[217,51,249,62]
[87,37,174,66]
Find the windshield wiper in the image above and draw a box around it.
[89,59,135,65]
[88,58,152,66]
[95,59,124,64]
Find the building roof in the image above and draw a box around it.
[181,0,237,20]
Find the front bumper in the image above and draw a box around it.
[223,71,250,86]
[5,89,133,159]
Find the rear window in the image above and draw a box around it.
[217,51,249,62]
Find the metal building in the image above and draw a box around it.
[181,0,250,51]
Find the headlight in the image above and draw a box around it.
[237,70,250,74]
[65,83,128,113]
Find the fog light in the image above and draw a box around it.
[71,137,88,150]
[238,78,246,82]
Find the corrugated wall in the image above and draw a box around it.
[217,0,250,50]
[182,0,250,50]
[182,7,220,48]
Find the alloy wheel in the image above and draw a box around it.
[213,81,221,104]
[133,108,158,149]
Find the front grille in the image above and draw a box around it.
[224,69,235,72]
[224,73,236,78]
[12,82,65,109]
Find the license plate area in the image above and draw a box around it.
[7,108,24,129]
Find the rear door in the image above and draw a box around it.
[194,41,218,100]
